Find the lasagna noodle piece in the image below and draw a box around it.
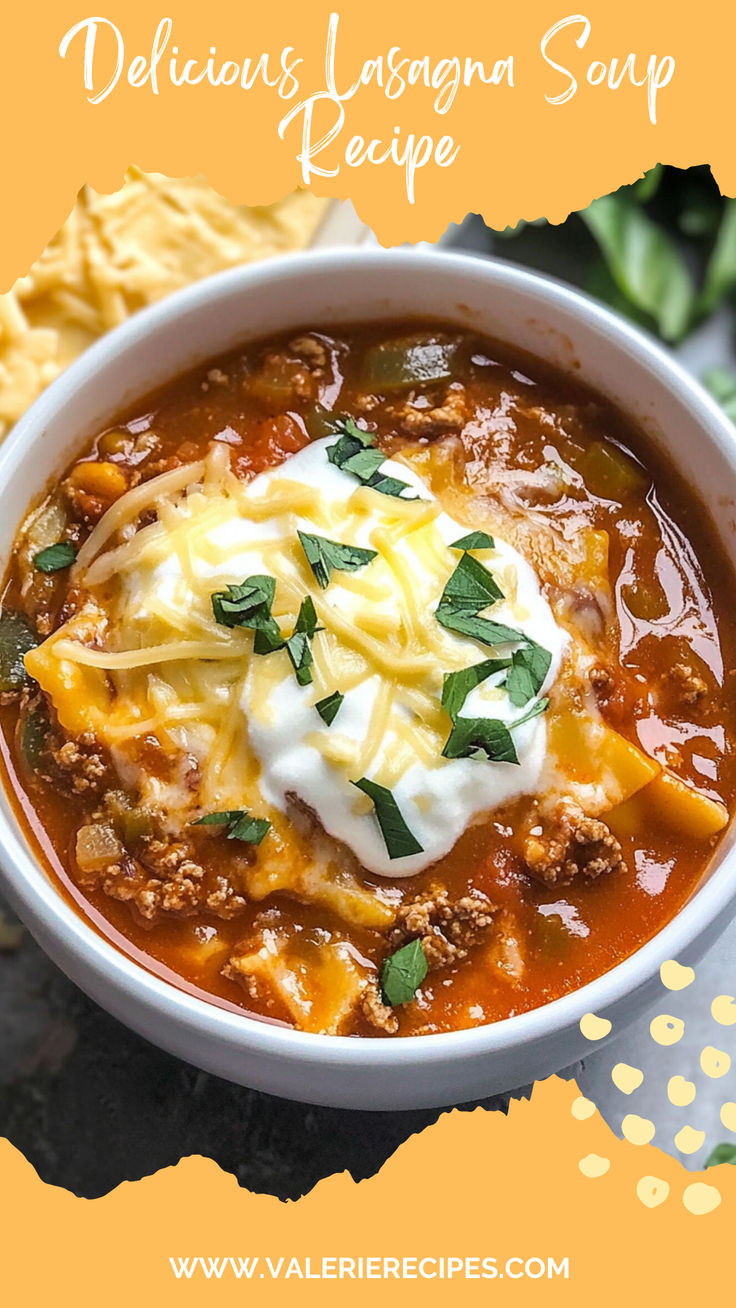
[0,168,328,438]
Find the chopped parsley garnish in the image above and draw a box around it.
[442,716,519,764]
[505,642,552,707]
[441,658,511,722]
[33,541,76,573]
[284,596,323,687]
[438,551,504,611]
[449,531,495,551]
[352,777,423,859]
[435,547,553,701]
[326,416,375,463]
[380,938,428,1007]
[326,417,418,500]
[210,575,282,653]
[442,697,549,763]
[436,609,525,648]
[337,446,386,481]
[193,809,271,844]
[315,690,344,725]
[293,594,321,639]
[298,530,377,589]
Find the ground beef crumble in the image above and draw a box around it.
[523,802,626,887]
[360,980,399,1035]
[51,733,109,793]
[589,664,615,705]
[388,884,497,970]
[667,662,708,707]
[79,849,205,921]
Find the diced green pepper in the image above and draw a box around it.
[0,610,37,693]
[304,403,339,442]
[18,698,53,774]
[245,358,301,408]
[361,339,458,392]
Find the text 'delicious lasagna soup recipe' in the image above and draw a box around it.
[1,324,733,1036]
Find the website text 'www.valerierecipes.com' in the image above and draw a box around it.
[168,1255,570,1283]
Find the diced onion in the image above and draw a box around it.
[75,823,122,872]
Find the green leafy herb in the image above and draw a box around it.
[629,164,664,204]
[352,777,423,859]
[298,530,377,589]
[439,551,504,611]
[585,257,657,332]
[449,531,495,551]
[33,541,76,573]
[284,633,313,686]
[210,575,283,653]
[326,417,418,500]
[227,813,271,844]
[700,198,736,316]
[441,658,511,722]
[442,697,548,763]
[704,367,736,423]
[496,166,736,348]
[293,594,321,638]
[284,596,324,687]
[315,690,344,725]
[326,416,375,466]
[580,193,696,343]
[364,471,418,498]
[193,809,270,844]
[705,1143,736,1168]
[337,446,386,481]
[505,643,552,707]
[513,696,550,727]
[380,938,428,1007]
[436,609,526,649]
[211,574,274,624]
[442,716,518,764]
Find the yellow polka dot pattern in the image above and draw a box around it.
[611,1063,644,1095]
[667,1075,696,1108]
[650,1014,685,1046]
[622,1115,656,1146]
[579,1012,612,1040]
[636,1175,669,1208]
[578,1153,610,1178]
[572,958,736,1214]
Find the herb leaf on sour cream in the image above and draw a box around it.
[210,575,283,653]
[326,417,419,500]
[380,938,428,1007]
[505,642,552,707]
[441,658,512,722]
[439,551,505,611]
[193,809,271,844]
[298,530,377,590]
[315,690,344,725]
[442,697,549,763]
[436,609,527,648]
[284,596,324,687]
[352,777,423,859]
[449,531,495,551]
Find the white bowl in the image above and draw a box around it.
[1,249,734,1110]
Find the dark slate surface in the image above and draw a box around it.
[0,905,520,1200]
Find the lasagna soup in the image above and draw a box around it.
[1,324,733,1036]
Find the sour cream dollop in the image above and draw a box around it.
[197,437,567,876]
